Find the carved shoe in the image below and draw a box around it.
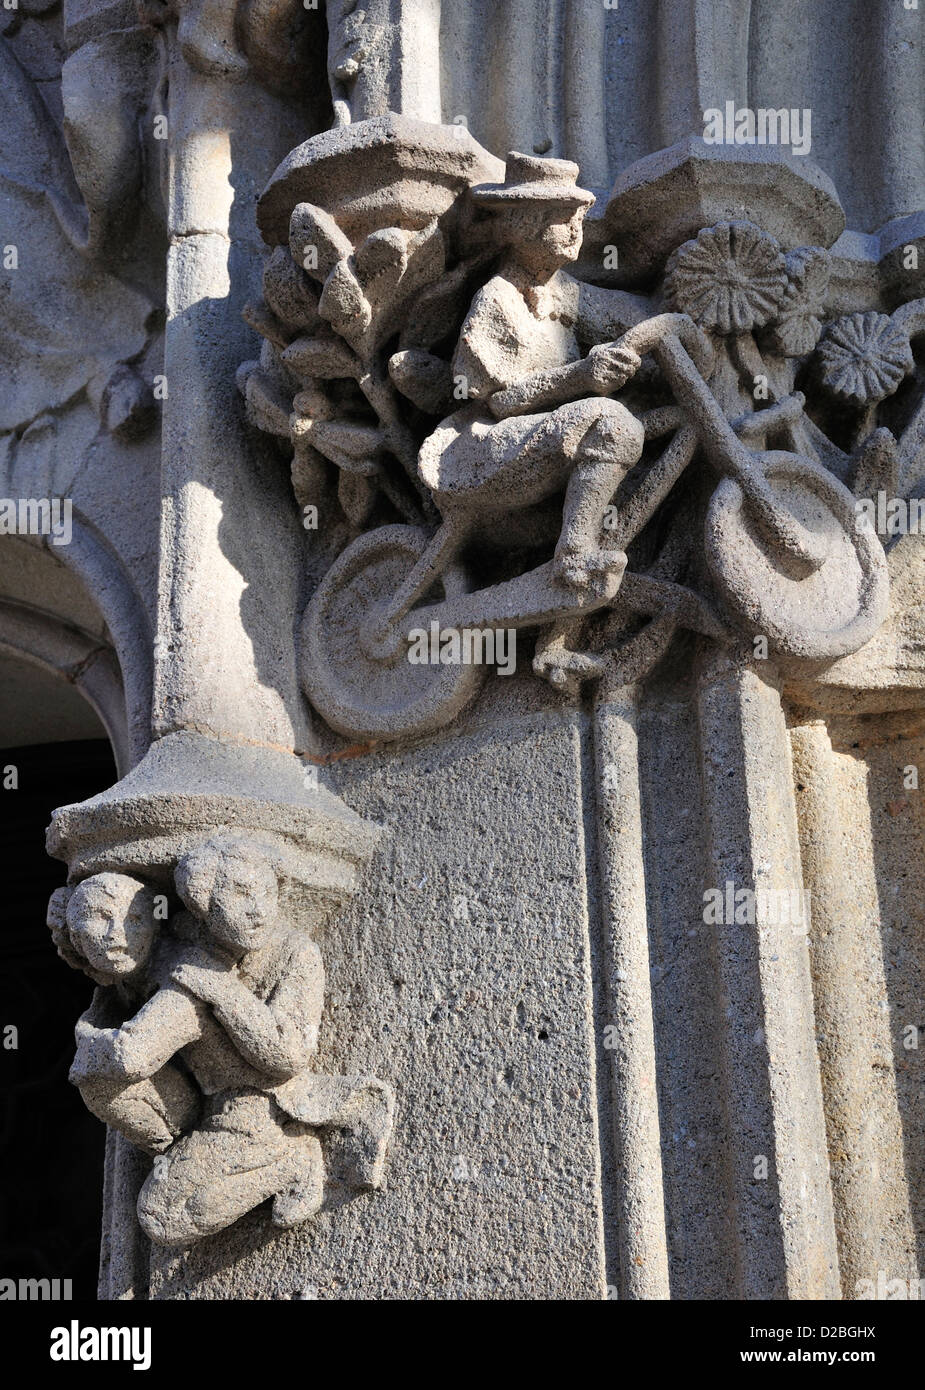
[553,546,627,592]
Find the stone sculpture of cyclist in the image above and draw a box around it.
[418,152,649,591]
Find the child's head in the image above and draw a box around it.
[175,833,279,956]
[63,873,157,982]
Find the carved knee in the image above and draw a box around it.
[578,400,644,465]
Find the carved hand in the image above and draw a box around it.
[582,341,643,395]
[170,957,240,1007]
[70,1026,122,1082]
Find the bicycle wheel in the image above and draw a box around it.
[299,525,487,740]
[705,451,889,661]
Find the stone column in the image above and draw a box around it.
[44,25,390,1297]
[697,655,840,1299]
[154,57,310,749]
[593,680,670,1299]
[790,714,920,1298]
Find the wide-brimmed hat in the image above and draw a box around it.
[470,152,595,208]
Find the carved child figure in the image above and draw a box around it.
[49,874,201,1155]
[55,834,393,1247]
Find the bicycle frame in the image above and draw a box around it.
[360,311,830,663]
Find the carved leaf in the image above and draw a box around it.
[282,336,360,381]
[388,350,454,414]
[240,366,292,437]
[290,202,355,282]
[262,246,322,336]
[318,259,373,342]
[766,247,830,357]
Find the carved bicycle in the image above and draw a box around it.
[300,312,889,741]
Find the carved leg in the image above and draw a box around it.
[136,1091,320,1247]
[277,1072,395,1189]
[77,1065,200,1156]
[271,1131,325,1229]
[532,618,605,695]
[554,401,645,590]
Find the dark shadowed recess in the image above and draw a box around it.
[0,740,116,1299]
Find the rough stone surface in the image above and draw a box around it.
[1,0,924,1302]
[148,703,607,1299]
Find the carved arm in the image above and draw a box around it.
[488,342,643,419]
[170,939,324,1083]
[70,985,205,1083]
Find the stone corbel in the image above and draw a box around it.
[46,731,393,1247]
[238,118,921,746]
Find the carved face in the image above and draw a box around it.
[66,873,155,980]
[205,851,279,953]
[176,836,281,953]
[505,203,586,268]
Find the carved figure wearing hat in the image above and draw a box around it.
[418,152,648,590]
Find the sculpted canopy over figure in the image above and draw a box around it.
[50,835,393,1247]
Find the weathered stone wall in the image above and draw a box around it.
[2,0,924,1301]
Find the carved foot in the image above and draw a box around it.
[533,643,605,696]
[553,546,627,593]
